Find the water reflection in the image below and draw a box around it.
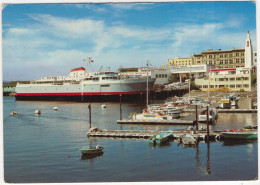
[222,139,257,146]
[150,141,172,149]
[81,153,104,160]
[195,141,211,176]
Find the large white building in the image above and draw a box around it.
[195,68,252,92]
[169,64,214,82]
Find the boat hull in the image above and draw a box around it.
[80,147,104,155]
[221,132,257,139]
[148,132,172,144]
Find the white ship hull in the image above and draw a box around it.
[15,77,155,101]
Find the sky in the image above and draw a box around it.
[2,1,257,81]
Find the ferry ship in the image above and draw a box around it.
[15,66,156,102]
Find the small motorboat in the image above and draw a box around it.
[221,130,257,140]
[10,110,18,116]
[148,132,172,145]
[180,134,196,146]
[101,104,106,108]
[35,110,41,114]
[80,145,104,155]
[53,107,58,111]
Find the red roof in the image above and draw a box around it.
[71,67,85,72]
[210,68,236,72]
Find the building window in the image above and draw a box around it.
[243,84,249,88]
[236,53,239,56]
[203,85,208,88]
[236,84,242,88]
[229,78,235,81]
[236,77,242,81]
[220,60,223,64]
[210,85,214,88]
[220,54,223,58]
[229,54,233,57]
[224,54,228,57]
[215,85,218,88]
[229,60,233,64]
[236,59,240,63]
[241,53,244,56]
[243,77,249,80]
[230,85,235,88]
[241,58,244,63]
[225,60,228,64]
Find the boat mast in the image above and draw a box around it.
[146,60,149,108]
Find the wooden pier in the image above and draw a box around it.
[117,119,195,125]
[87,129,222,141]
[217,109,257,113]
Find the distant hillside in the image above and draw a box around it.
[3,81,30,87]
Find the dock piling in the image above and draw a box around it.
[120,94,122,120]
[206,106,209,142]
[88,102,91,129]
[196,105,198,131]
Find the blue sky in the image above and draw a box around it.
[2,1,256,81]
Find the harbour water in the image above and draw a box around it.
[3,97,258,182]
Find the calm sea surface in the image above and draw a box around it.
[3,96,258,182]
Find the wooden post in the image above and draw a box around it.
[206,106,209,142]
[140,93,143,113]
[88,102,91,129]
[120,94,122,120]
[196,105,198,131]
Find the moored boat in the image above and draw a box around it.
[221,131,257,140]
[148,132,172,144]
[80,145,104,155]
[218,97,231,109]
[180,134,196,146]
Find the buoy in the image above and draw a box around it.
[240,129,244,132]
[35,110,41,114]
[234,129,238,132]
[68,155,71,158]
[53,107,58,111]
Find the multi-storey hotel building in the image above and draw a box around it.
[195,68,252,91]
[193,49,245,68]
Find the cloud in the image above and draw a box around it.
[2,12,256,81]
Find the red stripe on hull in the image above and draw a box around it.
[15,91,146,96]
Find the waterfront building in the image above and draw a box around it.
[253,51,257,67]
[169,64,213,82]
[168,32,255,69]
[195,68,252,92]
[118,67,171,85]
[168,57,194,66]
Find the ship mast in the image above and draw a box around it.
[83,57,93,75]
